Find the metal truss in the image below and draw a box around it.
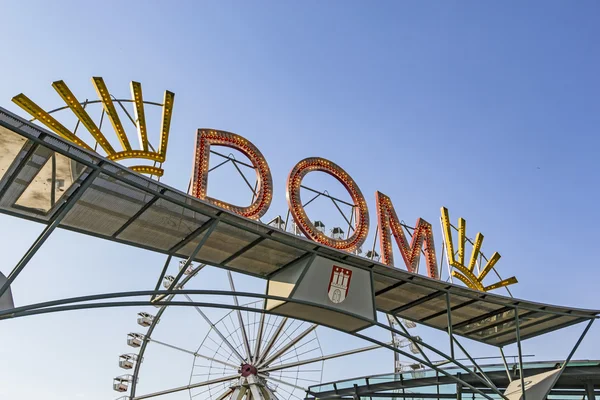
[4,286,577,400]
[0,113,597,400]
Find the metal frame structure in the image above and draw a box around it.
[202,153,433,377]
[306,360,600,399]
[0,288,527,400]
[0,108,599,400]
[0,287,596,399]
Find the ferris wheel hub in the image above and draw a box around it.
[240,363,258,377]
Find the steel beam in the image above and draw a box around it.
[167,215,220,254]
[150,255,172,302]
[391,290,445,314]
[153,218,218,303]
[221,236,267,265]
[420,298,478,323]
[515,307,526,400]
[499,347,512,383]
[0,168,100,298]
[540,318,595,399]
[0,300,500,399]
[0,288,508,399]
[375,280,407,297]
[228,271,253,361]
[587,383,596,400]
[446,292,454,359]
[393,315,431,364]
[111,190,164,237]
[0,142,39,201]
[452,306,513,330]
[452,337,500,394]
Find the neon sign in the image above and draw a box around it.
[13,77,517,293]
[191,129,516,292]
[191,129,273,219]
[286,157,370,252]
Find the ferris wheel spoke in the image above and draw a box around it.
[271,372,320,384]
[261,343,382,372]
[252,305,266,364]
[268,380,303,400]
[205,335,242,364]
[258,324,318,368]
[276,338,319,363]
[183,293,246,363]
[148,337,239,369]
[258,374,306,391]
[192,388,234,400]
[260,383,278,400]
[227,271,252,361]
[256,317,288,365]
[277,348,317,365]
[214,388,234,400]
[132,373,239,399]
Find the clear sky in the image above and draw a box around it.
[0,1,599,399]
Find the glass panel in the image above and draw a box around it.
[179,221,260,265]
[444,301,508,328]
[14,151,84,215]
[376,282,438,313]
[488,315,576,345]
[419,294,474,326]
[226,239,307,276]
[62,173,150,236]
[118,198,210,251]
[464,308,544,341]
[402,295,448,324]
[372,274,399,293]
[0,125,27,182]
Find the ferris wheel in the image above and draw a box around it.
[113,262,386,400]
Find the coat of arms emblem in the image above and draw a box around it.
[327,266,352,304]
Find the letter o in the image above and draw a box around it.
[286,157,369,252]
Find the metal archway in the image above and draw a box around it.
[0,287,526,400]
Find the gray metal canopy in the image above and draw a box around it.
[0,107,597,347]
[307,360,600,399]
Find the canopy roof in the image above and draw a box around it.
[307,360,600,399]
[0,107,597,346]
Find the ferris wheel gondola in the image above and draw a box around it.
[114,264,386,400]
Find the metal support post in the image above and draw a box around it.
[393,315,431,364]
[0,168,100,298]
[456,378,462,400]
[499,347,513,383]
[586,383,596,400]
[453,337,501,394]
[514,307,526,400]
[541,318,595,399]
[154,218,218,303]
[446,292,454,359]
[151,255,172,301]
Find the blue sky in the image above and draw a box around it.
[0,1,599,399]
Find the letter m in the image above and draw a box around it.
[375,191,439,279]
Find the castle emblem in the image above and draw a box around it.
[327,266,352,304]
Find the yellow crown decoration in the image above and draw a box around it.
[441,207,518,292]
[12,77,174,178]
